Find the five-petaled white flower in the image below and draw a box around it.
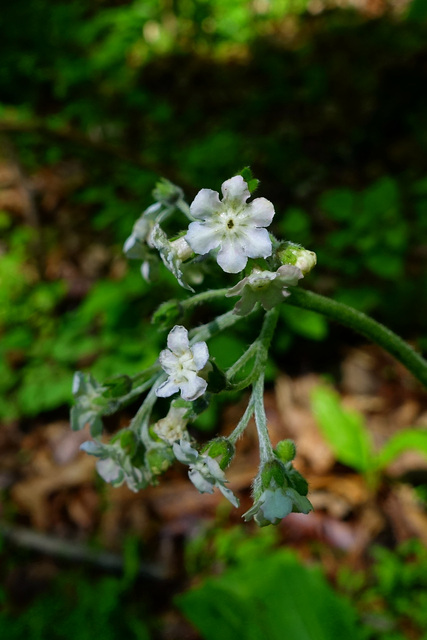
[156,326,209,401]
[185,175,275,274]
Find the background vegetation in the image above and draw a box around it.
[1,1,427,638]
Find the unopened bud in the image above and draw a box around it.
[275,439,297,463]
[170,236,194,261]
[277,242,317,275]
[201,437,235,470]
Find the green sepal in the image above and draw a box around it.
[205,359,228,394]
[102,375,133,399]
[260,460,288,491]
[286,467,309,497]
[238,167,259,194]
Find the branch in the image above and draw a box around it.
[287,287,427,389]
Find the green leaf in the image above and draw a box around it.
[311,386,373,472]
[376,428,427,470]
[176,550,362,640]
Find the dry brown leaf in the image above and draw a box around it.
[12,455,96,529]
[275,375,335,473]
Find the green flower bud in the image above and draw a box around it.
[201,437,235,470]
[146,446,174,477]
[152,178,184,205]
[275,439,297,463]
[277,242,317,275]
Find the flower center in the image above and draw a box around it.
[227,219,234,229]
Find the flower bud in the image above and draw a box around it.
[277,242,317,275]
[152,178,184,205]
[201,437,235,470]
[169,236,194,261]
[146,446,174,477]
[275,439,297,463]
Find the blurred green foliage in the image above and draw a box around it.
[182,526,427,640]
[339,539,427,640]
[0,537,150,639]
[311,385,427,477]
[177,548,363,640]
[1,0,427,420]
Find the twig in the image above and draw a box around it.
[0,521,168,580]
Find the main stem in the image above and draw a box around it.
[287,287,427,389]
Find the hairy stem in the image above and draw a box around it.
[286,288,427,388]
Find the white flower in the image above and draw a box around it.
[185,175,275,273]
[172,439,239,508]
[153,405,189,444]
[243,486,312,526]
[226,265,303,315]
[156,326,209,401]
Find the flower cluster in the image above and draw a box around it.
[72,172,318,527]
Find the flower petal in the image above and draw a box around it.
[173,439,199,464]
[180,375,207,401]
[188,468,214,494]
[241,227,272,259]
[167,325,189,354]
[244,197,275,227]
[276,265,304,286]
[190,188,222,220]
[226,278,247,297]
[221,176,250,207]
[261,489,293,521]
[156,379,180,398]
[159,349,178,374]
[217,238,248,273]
[219,484,240,508]
[233,291,258,316]
[96,459,123,484]
[186,221,221,255]
[191,341,209,369]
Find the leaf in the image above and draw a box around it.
[176,550,363,640]
[311,386,373,472]
[376,429,427,470]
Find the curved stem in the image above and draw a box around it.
[228,397,255,445]
[181,288,229,312]
[226,341,259,383]
[252,373,274,462]
[287,287,427,389]
[189,308,246,344]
